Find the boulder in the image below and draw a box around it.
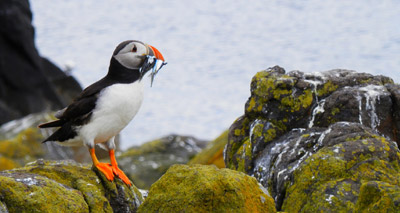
[188,130,228,168]
[225,66,400,211]
[117,135,207,189]
[0,159,143,212]
[138,164,276,212]
[0,0,82,125]
[255,122,400,212]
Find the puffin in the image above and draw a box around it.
[38,40,166,186]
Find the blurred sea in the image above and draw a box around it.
[30,0,400,149]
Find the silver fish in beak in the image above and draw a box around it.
[150,59,167,87]
[140,44,166,86]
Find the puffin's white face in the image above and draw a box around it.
[113,41,149,69]
[112,40,166,86]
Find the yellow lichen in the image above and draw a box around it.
[317,81,338,97]
[280,89,313,112]
[331,107,340,115]
[138,164,277,213]
[282,132,400,212]
[247,97,257,112]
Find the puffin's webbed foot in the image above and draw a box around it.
[95,162,114,181]
[90,148,115,181]
[112,166,131,186]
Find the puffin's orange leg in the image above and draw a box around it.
[89,148,114,181]
[109,149,132,186]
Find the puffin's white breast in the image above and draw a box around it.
[80,80,144,144]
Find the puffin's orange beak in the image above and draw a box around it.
[148,45,165,61]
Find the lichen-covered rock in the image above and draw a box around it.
[0,159,143,212]
[355,181,400,212]
[277,122,400,212]
[225,66,400,211]
[117,135,207,189]
[188,130,228,168]
[225,66,397,174]
[138,164,276,213]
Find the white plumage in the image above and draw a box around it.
[59,80,144,148]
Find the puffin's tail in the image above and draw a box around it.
[38,119,64,128]
[39,121,77,143]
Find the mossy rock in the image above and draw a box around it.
[0,172,88,212]
[281,127,400,212]
[0,159,143,212]
[117,135,206,189]
[188,130,228,168]
[356,181,400,212]
[138,164,276,212]
[226,67,400,176]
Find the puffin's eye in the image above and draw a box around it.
[131,45,137,52]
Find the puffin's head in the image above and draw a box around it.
[112,40,166,86]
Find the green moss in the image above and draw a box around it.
[2,160,143,212]
[252,123,264,138]
[368,145,376,152]
[226,117,251,169]
[282,132,400,212]
[138,164,276,213]
[254,70,272,79]
[280,89,313,112]
[254,75,277,98]
[0,174,89,212]
[316,81,338,97]
[356,181,400,212]
[236,138,252,172]
[264,128,277,142]
[346,135,362,142]
[247,97,257,112]
[359,78,374,85]
[252,71,297,103]
[331,107,340,116]
[234,129,242,136]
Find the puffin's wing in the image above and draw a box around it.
[39,77,113,128]
[38,94,98,128]
[60,77,117,121]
